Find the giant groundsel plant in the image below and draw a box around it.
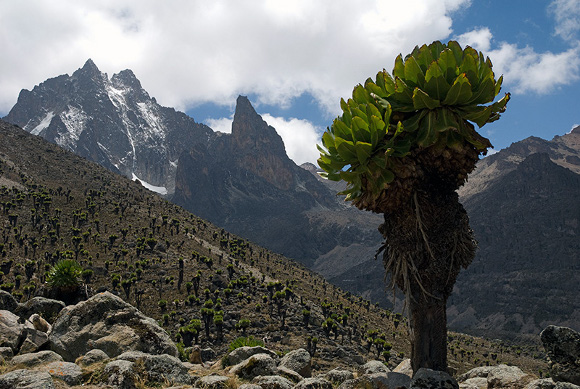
[318,41,509,373]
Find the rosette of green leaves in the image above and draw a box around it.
[318,40,510,203]
[46,259,82,289]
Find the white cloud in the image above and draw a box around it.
[549,0,580,41]
[261,114,322,166]
[0,0,469,115]
[488,43,580,94]
[456,26,580,95]
[456,27,493,52]
[205,116,234,134]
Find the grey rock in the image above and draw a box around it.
[555,383,580,388]
[336,378,357,389]
[227,346,277,366]
[0,310,26,351]
[104,359,137,389]
[10,350,63,367]
[541,325,580,385]
[393,358,413,377]
[487,364,531,388]
[410,368,458,389]
[459,377,487,389]
[0,369,55,389]
[0,290,18,312]
[252,375,294,389]
[15,297,65,323]
[357,360,390,376]
[524,378,558,389]
[333,346,365,365]
[524,381,580,389]
[40,361,82,386]
[277,365,303,383]
[48,291,177,361]
[343,372,411,389]
[279,348,311,378]
[231,353,278,379]
[76,348,110,366]
[116,352,193,385]
[18,326,49,355]
[0,346,13,360]
[294,377,333,389]
[238,384,263,389]
[202,347,217,361]
[198,375,231,389]
[458,366,497,381]
[318,368,354,385]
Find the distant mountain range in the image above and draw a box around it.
[4,60,579,339]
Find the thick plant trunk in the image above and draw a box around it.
[409,290,449,373]
[379,186,476,374]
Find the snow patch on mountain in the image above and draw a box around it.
[59,106,89,149]
[132,173,167,195]
[30,111,54,135]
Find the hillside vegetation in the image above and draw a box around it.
[0,120,547,376]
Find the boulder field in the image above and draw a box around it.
[1,291,578,389]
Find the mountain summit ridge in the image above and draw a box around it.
[4,59,213,195]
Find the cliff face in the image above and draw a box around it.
[4,59,213,194]
[173,96,382,265]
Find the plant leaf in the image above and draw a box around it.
[413,88,441,110]
[404,56,425,87]
[442,73,473,105]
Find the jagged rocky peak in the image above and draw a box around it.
[232,95,287,157]
[111,69,149,101]
[3,60,213,196]
[72,58,108,88]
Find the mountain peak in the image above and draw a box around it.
[231,95,286,157]
[111,69,143,91]
[80,58,101,75]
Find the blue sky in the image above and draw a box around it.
[1,1,579,164]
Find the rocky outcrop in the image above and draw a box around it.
[48,291,177,361]
[278,348,311,378]
[0,310,49,356]
[541,326,580,385]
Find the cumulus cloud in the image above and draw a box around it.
[549,0,580,41]
[261,114,322,166]
[205,116,234,134]
[489,44,580,94]
[0,0,467,115]
[456,27,493,52]
[457,27,580,95]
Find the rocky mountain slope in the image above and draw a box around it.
[3,61,382,270]
[315,130,580,340]
[3,59,213,194]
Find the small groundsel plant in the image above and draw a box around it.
[46,259,82,290]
